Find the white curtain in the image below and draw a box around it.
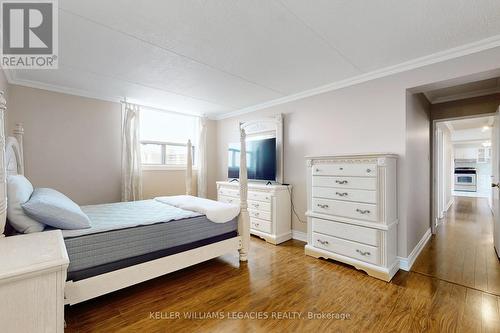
[121,103,143,201]
[197,116,208,198]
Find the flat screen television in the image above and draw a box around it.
[228,137,277,181]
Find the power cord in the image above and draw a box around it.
[285,185,307,224]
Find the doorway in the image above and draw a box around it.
[408,73,500,295]
[433,114,495,232]
[418,113,499,293]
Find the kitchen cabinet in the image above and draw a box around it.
[454,147,477,160]
[477,147,491,163]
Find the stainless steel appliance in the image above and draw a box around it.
[454,167,477,192]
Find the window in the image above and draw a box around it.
[140,108,198,168]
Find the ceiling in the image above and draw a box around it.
[7,0,500,117]
[446,116,494,145]
[447,116,495,131]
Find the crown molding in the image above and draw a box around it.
[214,34,500,120]
[5,70,124,104]
[3,69,218,118]
[3,34,500,121]
[430,86,500,104]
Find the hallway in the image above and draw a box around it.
[413,196,500,295]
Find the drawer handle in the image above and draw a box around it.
[339,167,344,170]
[317,239,329,245]
[252,203,260,208]
[366,168,372,173]
[253,222,260,227]
[228,199,233,203]
[356,208,371,214]
[315,168,320,172]
[335,180,348,184]
[335,192,348,197]
[356,249,371,256]
[317,203,329,209]
[254,212,260,217]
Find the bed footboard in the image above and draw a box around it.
[65,236,242,305]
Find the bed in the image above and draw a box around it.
[0,122,251,305]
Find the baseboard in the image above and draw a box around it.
[445,198,454,212]
[398,228,432,271]
[438,198,454,219]
[275,232,293,245]
[291,230,307,242]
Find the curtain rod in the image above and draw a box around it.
[120,99,203,119]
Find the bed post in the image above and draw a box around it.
[0,92,6,236]
[238,125,250,261]
[13,123,24,175]
[186,139,192,195]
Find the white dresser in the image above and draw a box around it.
[0,230,69,333]
[305,154,399,281]
[217,181,292,244]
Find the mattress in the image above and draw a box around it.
[63,199,202,238]
[63,200,238,281]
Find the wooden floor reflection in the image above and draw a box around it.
[413,196,500,295]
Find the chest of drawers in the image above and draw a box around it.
[217,181,292,245]
[305,154,399,281]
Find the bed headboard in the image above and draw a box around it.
[0,89,25,236]
[6,133,24,176]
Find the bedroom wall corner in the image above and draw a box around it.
[404,92,431,257]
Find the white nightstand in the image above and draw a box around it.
[0,230,69,333]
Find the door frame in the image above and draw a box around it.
[491,107,500,257]
[431,113,496,234]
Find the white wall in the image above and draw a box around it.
[0,70,7,96]
[405,93,430,253]
[434,123,453,224]
[443,126,454,208]
[216,77,406,251]
[7,85,123,205]
[206,119,218,199]
[143,170,196,199]
[214,46,500,258]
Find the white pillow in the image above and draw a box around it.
[22,188,91,230]
[7,175,44,233]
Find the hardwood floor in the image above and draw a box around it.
[413,196,500,295]
[66,196,500,332]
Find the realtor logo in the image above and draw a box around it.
[1,0,58,68]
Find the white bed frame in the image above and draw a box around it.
[0,96,250,305]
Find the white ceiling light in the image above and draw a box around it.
[482,126,491,132]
